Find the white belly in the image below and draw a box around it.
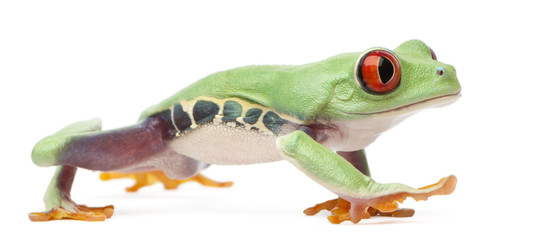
[169,123,284,165]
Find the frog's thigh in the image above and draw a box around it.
[56,117,169,171]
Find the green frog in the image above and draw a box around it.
[29,39,460,224]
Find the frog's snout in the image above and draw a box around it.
[437,64,461,94]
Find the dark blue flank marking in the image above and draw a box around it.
[243,108,262,125]
[222,100,243,122]
[173,104,192,132]
[193,100,220,125]
[262,111,287,135]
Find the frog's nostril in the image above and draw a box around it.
[436,67,445,76]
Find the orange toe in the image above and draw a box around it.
[29,205,114,221]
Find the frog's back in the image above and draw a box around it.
[139,65,292,121]
[139,53,357,123]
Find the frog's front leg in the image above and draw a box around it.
[304,150,415,220]
[277,131,456,224]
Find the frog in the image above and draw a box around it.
[29,39,461,224]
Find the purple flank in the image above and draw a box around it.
[57,117,170,171]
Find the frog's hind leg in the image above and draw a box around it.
[100,170,233,192]
[29,115,171,221]
[29,118,115,221]
[29,166,114,221]
[100,151,233,192]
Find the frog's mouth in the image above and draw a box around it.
[343,92,461,118]
[327,92,460,151]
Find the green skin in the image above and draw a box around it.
[31,39,461,222]
[140,40,459,121]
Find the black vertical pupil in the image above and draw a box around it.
[378,56,394,84]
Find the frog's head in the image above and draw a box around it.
[318,39,461,121]
[312,40,461,150]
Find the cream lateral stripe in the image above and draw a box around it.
[169,97,306,137]
[169,106,180,132]
[181,100,198,128]
[177,97,304,124]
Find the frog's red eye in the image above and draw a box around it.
[428,47,437,60]
[355,49,401,94]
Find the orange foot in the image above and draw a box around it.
[304,198,414,224]
[100,170,233,192]
[29,204,114,221]
[304,175,456,224]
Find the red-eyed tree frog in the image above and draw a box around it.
[29,40,461,224]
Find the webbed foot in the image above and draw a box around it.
[304,198,414,224]
[304,175,456,224]
[29,204,114,221]
[100,170,233,192]
[29,165,115,222]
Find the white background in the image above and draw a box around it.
[1,0,537,239]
